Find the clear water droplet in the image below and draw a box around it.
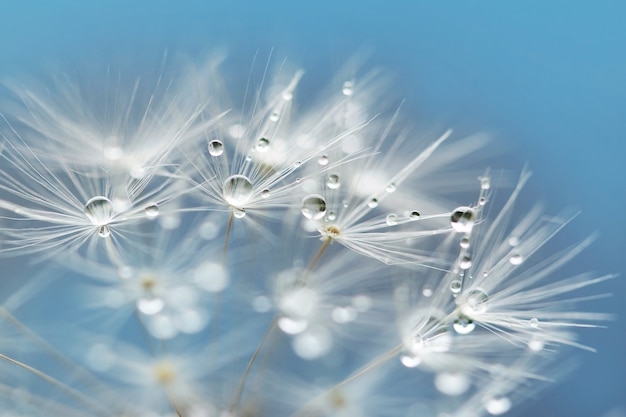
[145,204,159,218]
[460,237,470,248]
[368,198,379,208]
[386,213,399,226]
[269,111,280,122]
[318,155,329,166]
[450,206,475,233]
[261,189,270,198]
[466,289,489,313]
[484,396,511,415]
[528,335,545,352]
[255,138,270,153]
[301,195,327,220]
[409,211,420,220]
[342,81,354,96]
[294,160,302,167]
[529,318,539,328]
[385,182,397,193]
[480,177,491,190]
[450,280,462,294]
[98,225,111,238]
[326,174,341,189]
[509,253,523,265]
[282,90,293,101]
[137,297,164,315]
[223,175,253,208]
[326,211,337,221]
[459,255,472,270]
[232,207,246,218]
[208,140,224,156]
[453,315,476,334]
[84,196,113,226]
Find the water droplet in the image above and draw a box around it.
[301,195,327,220]
[318,155,329,166]
[261,189,270,198]
[342,81,354,96]
[480,177,491,190]
[326,211,337,221]
[255,138,270,153]
[529,318,539,328]
[528,335,545,352]
[282,90,293,101]
[422,288,433,297]
[459,255,472,270]
[466,289,489,313]
[460,237,470,248]
[386,213,399,226]
[484,396,511,415]
[450,280,462,294]
[269,111,280,122]
[208,140,224,156]
[245,155,252,162]
[84,196,113,226]
[326,174,341,189]
[400,354,421,368]
[98,225,111,238]
[409,211,420,220]
[145,204,159,218]
[278,317,308,334]
[479,197,487,206]
[137,297,164,315]
[368,198,379,208]
[453,315,476,334]
[232,207,246,218]
[509,253,523,265]
[450,206,475,233]
[435,371,471,396]
[223,175,253,208]
[385,182,397,193]
[294,160,302,168]
[508,236,519,246]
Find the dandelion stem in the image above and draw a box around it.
[223,209,234,260]
[307,237,331,272]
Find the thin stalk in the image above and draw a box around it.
[223,209,234,260]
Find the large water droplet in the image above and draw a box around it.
[466,289,489,313]
[449,280,462,294]
[255,138,270,153]
[409,211,420,220]
[208,140,224,156]
[326,174,341,190]
[84,196,113,226]
[450,206,475,233]
[302,195,327,220]
[453,315,476,334]
[386,213,399,226]
[223,175,253,208]
[145,204,159,218]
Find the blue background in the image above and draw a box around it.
[1,1,624,416]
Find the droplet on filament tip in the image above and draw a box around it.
[223,175,253,208]
[302,195,327,220]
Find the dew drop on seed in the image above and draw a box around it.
[459,255,472,270]
[326,211,337,221]
[301,195,327,220]
[409,211,420,220]
[137,297,164,315]
[342,81,354,96]
[529,318,539,328]
[386,213,399,226]
[84,196,113,226]
[400,355,421,368]
[245,155,252,162]
[449,280,462,294]
[460,237,470,248]
[385,182,397,193]
[282,90,293,101]
[326,174,341,189]
[368,198,379,208]
[223,175,253,207]
[480,177,491,190]
[435,372,471,396]
[232,207,246,218]
[98,225,111,238]
[261,189,270,199]
[466,289,489,313]
[208,140,224,156]
[509,253,523,265]
[294,160,302,167]
[255,138,270,153]
[453,316,476,334]
[508,236,519,246]
[450,206,475,233]
[145,204,159,218]
[479,197,487,206]
[270,111,280,122]
[484,396,511,415]
[318,155,329,166]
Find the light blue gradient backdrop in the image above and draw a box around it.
[1,1,624,416]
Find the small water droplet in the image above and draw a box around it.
[450,206,475,233]
[509,253,523,265]
[409,211,420,220]
[294,161,302,168]
[223,175,253,208]
[368,198,379,208]
[208,140,224,156]
[326,211,337,221]
[480,177,491,190]
[137,297,164,315]
[232,207,246,218]
[453,315,476,334]
[301,195,327,220]
[385,182,397,193]
[145,204,159,218]
[466,289,489,313]
[318,155,329,166]
[342,81,354,96]
[245,155,252,162]
[484,396,511,415]
[386,213,399,226]
[450,280,462,294]
[98,225,111,238]
[529,318,539,328]
[282,90,293,101]
[326,174,341,189]
[459,255,472,270]
[460,237,470,248]
[261,189,270,198]
[479,197,487,206]
[269,111,280,122]
[255,138,270,153]
[422,288,433,297]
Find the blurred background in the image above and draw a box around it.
[0,1,624,416]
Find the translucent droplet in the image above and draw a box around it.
[98,225,111,238]
[342,80,354,96]
[435,371,470,396]
[528,335,545,352]
[208,140,224,156]
[282,90,293,101]
[386,213,399,226]
[466,289,489,313]
[453,315,476,334]
[326,174,341,190]
[460,237,470,248]
[385,182,397,193]
[137,297,164,315]
[450,206,475,233]
[145,204,159,218]
[400,354,421,368]
[508,236,520,246]
[529,318,539,328]
[232,207,246,218]
[301,195,327,220]
[318,155,329,166]
[409,211,420,220]
[459,255,472,270]
[450,280,462,294]
[261,188,270,199]
[84,196,113,226]
[368,198,379,208]
[326,211,337,221]
[509,253,523,265]
[278,317,308,334]
[422,288,433,297]
[479,197,487,206]
[255,138,270,153]
[269,111,280,122]
[480,177,491,190]
[484,396,511,415]
[223,175,253,208]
